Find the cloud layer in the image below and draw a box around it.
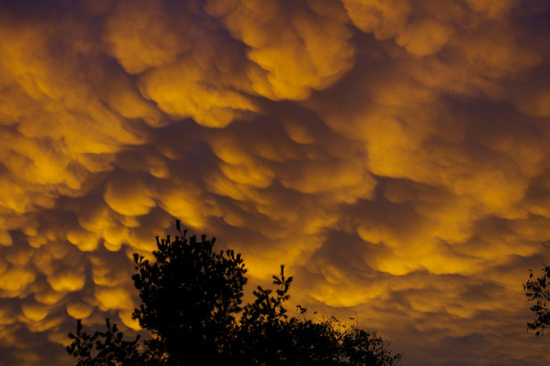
[1,0,550,364]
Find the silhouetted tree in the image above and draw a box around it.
[131,220,247,365]
[524,265,550,335]
[67,220,401,365]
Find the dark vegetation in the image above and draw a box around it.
[67,220,401,365]
[525,263,550,336]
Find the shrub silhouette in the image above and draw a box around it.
[67,220,401,365]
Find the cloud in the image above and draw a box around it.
[104,0,189,75]
[343,0,411,40]
[207,0,356,100]
[395,17,455,56]
[0,1,550,365]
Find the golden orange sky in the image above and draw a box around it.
[1,0,550,364]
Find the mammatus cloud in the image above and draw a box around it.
[0,0,550,365]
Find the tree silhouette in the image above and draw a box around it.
[524,265,550,335]
[67,220,401,365]
[131,220,247,365]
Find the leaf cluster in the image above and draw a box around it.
[66,318,145,366]
[524,266,550,335]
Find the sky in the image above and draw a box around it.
[0,0,550,365]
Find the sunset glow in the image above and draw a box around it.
[1,1,550,365]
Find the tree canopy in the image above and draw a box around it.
[524,265,550,336]
[67,220,401,366]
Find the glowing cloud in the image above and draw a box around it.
[0,1,550,365]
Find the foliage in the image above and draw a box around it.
[524,265,550,335]
[131,220,247,364]
[68,220,401,365]
[66,318,144,366]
